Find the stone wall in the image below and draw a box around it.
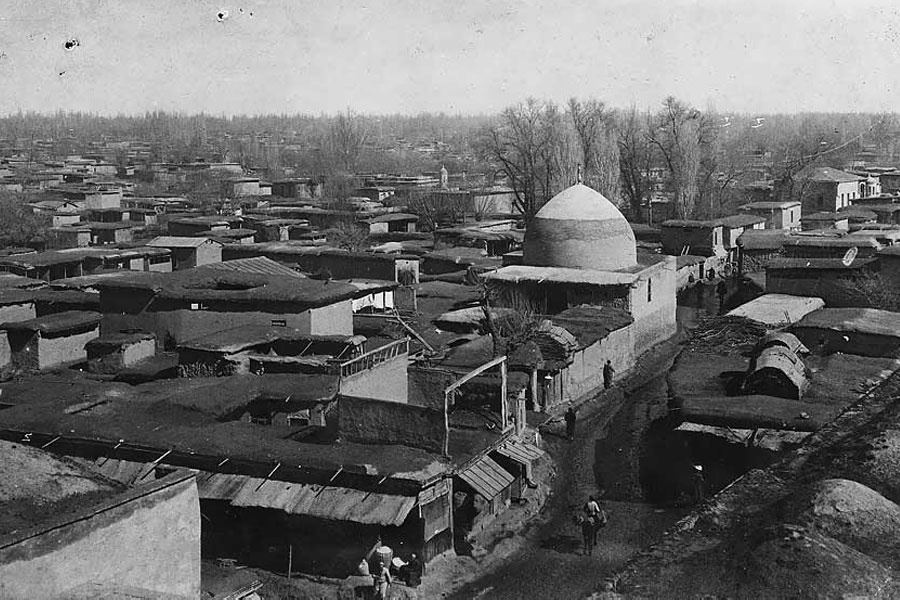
[0,473,200,600]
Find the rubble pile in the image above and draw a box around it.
[686,315,770,355]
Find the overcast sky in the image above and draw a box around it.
[1,0,899,116]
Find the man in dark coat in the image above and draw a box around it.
[565,407,577,440]
[603,360,615,389]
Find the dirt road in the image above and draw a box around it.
[440,339,689,600]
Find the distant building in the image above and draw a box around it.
[1,311,101,371]
[146,236,223,270]
[660,220,726,258]
[801,212,850,231]
[739,201,802,230]
[794,166,861,213]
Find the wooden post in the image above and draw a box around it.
[287,544,292,579]
[500,359,509,432]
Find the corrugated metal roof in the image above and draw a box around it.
[199,256,305,279]
[229,477,416,526]
[89,460,417,526]
[495,439,545,467]
[457,455,514,499]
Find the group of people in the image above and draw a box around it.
[358,553,423,599]
[575,495,608,556]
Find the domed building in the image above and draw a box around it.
[484,182,677,407]
[523,183,637,271]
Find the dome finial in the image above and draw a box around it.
[576,164,583,185]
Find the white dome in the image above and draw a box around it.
[523,184,637,271]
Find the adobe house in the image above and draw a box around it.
[0,251,85,282]
[87,222,134,245]
[661,219,727,259]
[765,257,879,307]
[95,270,364,349]
[87,207,131,222]
[146,236,223,270]
[485,183,677,358]
[865,203,900,225]
[719,214,766,265]
[272,178,323,199]
[198,228,258,245]
[86,331,157,374]
[739,201,802,230]
[0,441,200,599]
[2,310,101,371]
[364,213,419,234]
[221,177,261,197]
[46,225,92,249]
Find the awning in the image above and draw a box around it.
[494,439,544,468]
[85,458,418,527]
[457,455,514,499]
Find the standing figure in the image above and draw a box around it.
[692,464,706,504]
[405,553,422,587]
[565,407,577,440]
[603,360,615,389]
[578,514,595,556]
[373,561,392,600]
[584,495,603,547]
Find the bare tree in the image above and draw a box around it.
[647,97,715,219]
[568,98,620,201]
[617,106,655,221]
[329,109,369,173]
[477,98,573,221]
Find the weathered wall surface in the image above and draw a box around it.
[38,327,100,370]
[0,474,200,600]
[408,367,455,409]
[338,395,445,453]
[340,353,409,403]
[308,300,353,336]
[629,257,678,355]
[0,302,36,324]
[0,331,9,368]
[562,324,634,403]
[103,308,314,349]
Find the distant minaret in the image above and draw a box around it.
[440,165,449,190]
[576,164,584,185]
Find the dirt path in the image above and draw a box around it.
[429,338,689,600]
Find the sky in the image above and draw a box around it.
[1,0,899,116]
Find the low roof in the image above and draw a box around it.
[802,166,861,183]
[483,265,638,286]
[197,256,305,279]
[793,307,900,338]
[865,204,900,214]
[736,230,791,250]
[661,219,721,228]
[727,294,825,327]
[147,236,222,249]
[0,289,35,306]
[366,213,419,223]
[766,257,877,270]
[551,305,634,348]
[179,324,364,354]
[94,269,361,309]
[719,214,767,228]
[740,201,801,209]
[783,236,881,249]
[456,454,515,499]
[1,310,101,334]
[802,212,849,222]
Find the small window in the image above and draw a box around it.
[190,303,200,311]
[647,278,653,303]
[271,319,286,327]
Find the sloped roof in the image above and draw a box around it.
[802,167,861,183]
[550,305,634,349]
[197,256,305,279]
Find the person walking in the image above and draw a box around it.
[564,406,577,440]
[584,495,604,547]
[603,360,615,389]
